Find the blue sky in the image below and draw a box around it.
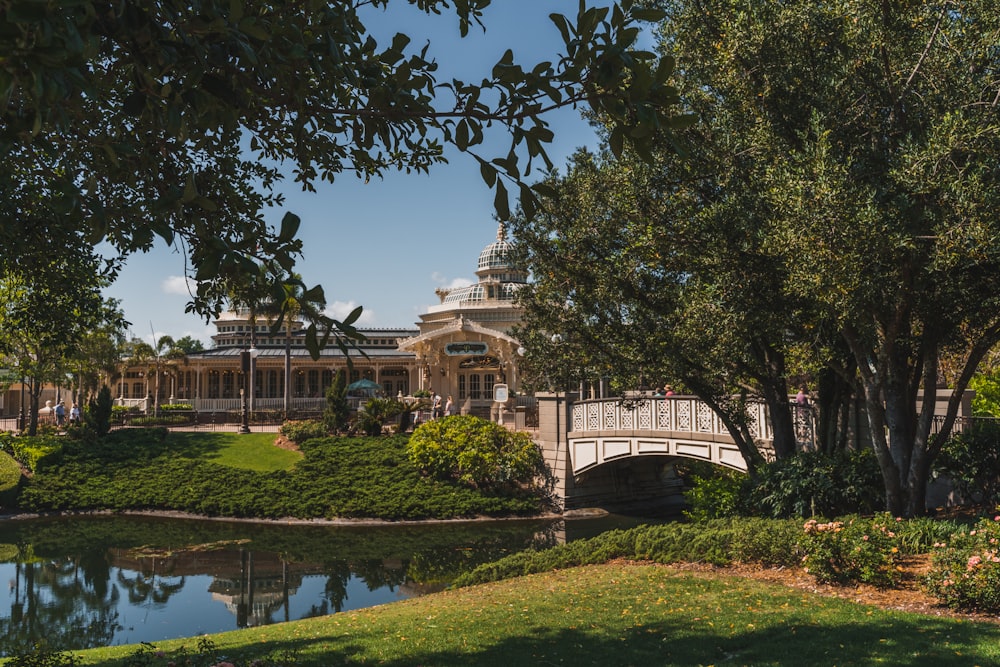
[105,2,618,346]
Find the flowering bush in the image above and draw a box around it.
[799,514,903,587]
[925,515,1000,611]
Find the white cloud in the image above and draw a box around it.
[162,275,195,296]
[431,271,473,290]
[325,301,377,326]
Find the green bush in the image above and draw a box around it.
[0,450,23,508]
[354,398,403,437]
[408,415,544,489]
[17,431,542,520]
[799,514,903,588]
[323,372,351,433]
[924,515,1000,612]
[279,419,328,444]
[680,463,746,521]
[2,433,64,473]
[87,387,114,436]
[739,449,883,519]
[159,403,194,411]
[934,420,1000,508]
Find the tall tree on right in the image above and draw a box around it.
[661,0,1000,517]
[517,0,1000,516]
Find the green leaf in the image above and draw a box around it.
[278,211,301,243]
[494,179,510,220]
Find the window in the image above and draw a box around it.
[484,373,495,399]
[469,374,481,400]
[458,375,466,400]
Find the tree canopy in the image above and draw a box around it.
[514,0,1000,515]
[1,0,687,348]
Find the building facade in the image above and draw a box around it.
[114,222,528,415]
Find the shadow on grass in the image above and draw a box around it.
[79,610,1000,667]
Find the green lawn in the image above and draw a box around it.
[168,431,302,472]
[49,563,1000,667]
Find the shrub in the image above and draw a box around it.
[323,372,351,433]
[280,419,328,444]
[0,450,23,508]
[934,420,1000,508]
[680,463,746,521]
[159,403,194,411]
[3,433,63,473]
[354,398,402,437]
[87,387,114,436]
[924,515,1000,612]
[739,449,883,519]
[799,514,903,588]
[408,415,544,490]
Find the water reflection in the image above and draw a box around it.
[0,513,662,656]
[0,515,558,655]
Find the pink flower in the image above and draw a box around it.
[968,555,983,571]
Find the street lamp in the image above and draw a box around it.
[240,347,259,434]
[18,374,25,433]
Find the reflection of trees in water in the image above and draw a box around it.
[0,554,122,658]
[407,523,560,585]
[116,570,186,606]
[0,515,568,654]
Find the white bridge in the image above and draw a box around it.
[531,394,816,508]
[565,396,791,475]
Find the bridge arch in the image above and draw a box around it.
[533,393,796,510]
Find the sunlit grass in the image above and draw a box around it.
[61,563,1000,667]
[169,431,301,472]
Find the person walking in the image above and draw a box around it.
[444,395,455,416]
[54,401,66,426]
[70,403,81,424]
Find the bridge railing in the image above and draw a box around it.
[569,396,773,444]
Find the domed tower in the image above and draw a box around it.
[437,221,528,308]
[399,222,528,414]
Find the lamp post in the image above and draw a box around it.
[550,334,563,444]
[240,350,251,433]
[18,374,25,433]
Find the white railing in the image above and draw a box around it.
[570,396,773,443]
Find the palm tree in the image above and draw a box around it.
[271,275,326,415]
[129,335,186,416]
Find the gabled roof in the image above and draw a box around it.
[397,316,520,350]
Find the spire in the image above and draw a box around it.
[496,220,506,241]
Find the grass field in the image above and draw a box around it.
[168,431,302,472]
[47,563,1000,667]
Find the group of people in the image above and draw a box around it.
[653,385,675,397]
[431,392,458,419]
[51,400,81,427]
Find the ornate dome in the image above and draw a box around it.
[477,223,514,271]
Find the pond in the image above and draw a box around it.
[0,513,662,656]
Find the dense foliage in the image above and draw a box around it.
[514,0,1000,516]
[739,449,884,519]
[0,431,64,473]
[934,420,1000,509]
[15,429,544,519]
[0,449,21,508]
[0,0,685,354]
[86,386,114,437]
[408,415,545,490]
[455,513,989,609]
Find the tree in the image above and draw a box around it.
[0,228,127,435]
[128,335,187,416]
[172,336,204,355]
[323,371,351,434]
[518,0,1000,516]
[672,0,1000,517]
[1,0,688,349]
[511,147,807,475]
